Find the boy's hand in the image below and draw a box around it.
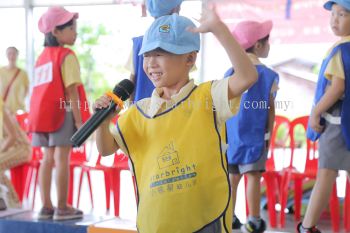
[93,95,119,121]
[93,95,113,113]
[310,110,324,133]
[187,5,224,34]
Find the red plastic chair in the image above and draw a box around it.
[279,116,340,232]
[243,115,290,228]
[76,151,134,216]
[76,115,136,216]
[15,112,29,131]
[68,145,93,207]
[263,115,290,228]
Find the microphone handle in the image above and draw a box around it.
[71,102,117,147]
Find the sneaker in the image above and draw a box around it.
[241,219,266,233]
[53,206,83,221]
[297,222,321,233]
[37,207,55,220]
[232,216,242,229]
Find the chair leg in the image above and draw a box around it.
[32,167,40,209]
[76,169,85,208]
[86,171,94,208]
[112,170,121,217]
[264,173,277,228]
[19,165,29,202]
[280,170,291,228]
[23,167,33,199]
[345,180,350,232]
[294,177,303,221]
[104,172,111,211]
[67,165,74,206]
[329,183,340,233]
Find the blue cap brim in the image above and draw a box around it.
[139,41,199,55]
[324,0,350,11]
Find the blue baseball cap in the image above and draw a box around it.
[324,0,350,11]
[146,0,183,18]
[139,14,200,55]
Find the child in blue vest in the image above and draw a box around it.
[300,0,350,232]
[94,8,258,233]
[29,7,86,221]
[125,0,183,102]
[224,20,279,232]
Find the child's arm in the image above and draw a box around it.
[94,95,120,156]
[188,7,258,100]
[66,84,83,129]
[310,76,345,133]
[267,94,276,149]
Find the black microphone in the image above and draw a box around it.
[71,79,134,147]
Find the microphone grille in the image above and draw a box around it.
[113,79,135,101]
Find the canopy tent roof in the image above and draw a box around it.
[0,0,337,44]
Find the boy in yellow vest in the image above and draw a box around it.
[94,7,257,233]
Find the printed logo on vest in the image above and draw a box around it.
[157,142,179,169]
[33,62,53,87]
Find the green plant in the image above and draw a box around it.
[73,24,110,102]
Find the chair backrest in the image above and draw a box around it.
[113,150,129,166]
[32,147,43,161]
[70,145,88,163]
[267,115,290,171]
[111,115,119,125]
[16,112,29,131]
[288,116,318,172]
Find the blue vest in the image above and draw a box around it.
[132,36,155,101]
[225,65,279,165]
[306,42,350,150]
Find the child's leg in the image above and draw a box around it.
[229,173,242,213]
[245,171,262,218]
[53,146,71,209]
[39,147,55,208]
[302,168,338,227]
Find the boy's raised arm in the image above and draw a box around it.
[188,6,258,100]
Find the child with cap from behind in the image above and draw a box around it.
[224,20,279,233]
[125,0,183,102]
[94,6,258,233]
[300,0,350,232]
[28,6,89,221]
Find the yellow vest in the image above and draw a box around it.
[118,82,231,233]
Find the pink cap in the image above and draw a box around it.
[232,20,273,50]
[38,6,79,34]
